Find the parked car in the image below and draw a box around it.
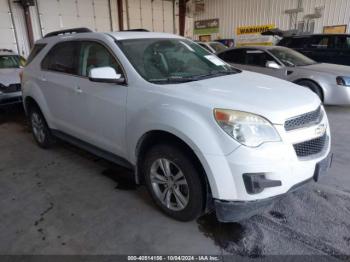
[217,46,350,105]
[0,49,25,106]
[277,34,350,66]
[22,28,332,222]
[197,41,227,53]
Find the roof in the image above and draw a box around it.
[283,33,350,38]
[108,31,184,40]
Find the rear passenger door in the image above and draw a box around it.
[40,41,80,134]
[72,41,128,157]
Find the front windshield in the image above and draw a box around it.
[118,38,239,84]
[0,55,20,69]
[209,42,227,53]
[269,47,316,67]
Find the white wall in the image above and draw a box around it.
[0,0,178,56]
[189,0,350,39]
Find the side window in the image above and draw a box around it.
[309,36,331,49]
[335,36,350,49]
[79,42,122,77]
[42,42,80,75]
[244,49,275,67]
[279,37,307,48]
[218,50,245,64]
[26,44,46,65]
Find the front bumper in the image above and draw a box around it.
[0,91,22,106]
[214,152,333,222]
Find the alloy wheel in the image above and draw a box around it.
[150,158,190,211]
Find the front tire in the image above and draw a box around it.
[28,106,54,148]
[143,144,205,221]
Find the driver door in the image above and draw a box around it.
[242,49,287,80]
[71,41,128,158]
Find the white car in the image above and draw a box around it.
[22,28,332,222]
[0,49,24,106]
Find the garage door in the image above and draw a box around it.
[0,0,18,53]
[127,0,175,33]
[36,0,112,36]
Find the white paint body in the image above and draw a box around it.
[22,32,331,202]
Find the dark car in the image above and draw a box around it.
[277,34,350,66]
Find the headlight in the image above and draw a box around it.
[214,109,281,147]
[336,76,350,87]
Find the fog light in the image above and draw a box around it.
[243,173,282,195]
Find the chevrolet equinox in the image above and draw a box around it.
[22,28,332,222]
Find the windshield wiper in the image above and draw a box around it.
[149,70,238,84]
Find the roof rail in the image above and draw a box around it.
[44,27,92,38]
[120,29,150,32]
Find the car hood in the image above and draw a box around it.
[300,63,350,76]
[0,68,21,86]
[169,71,321,124]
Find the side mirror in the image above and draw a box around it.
[89,67,125,84]
[266,61,281,69]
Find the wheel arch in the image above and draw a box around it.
[135,130,213,212]
[293,78,325,102]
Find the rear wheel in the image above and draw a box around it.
[143,144,205,221]
[28,106,54,148]
[297,80,323,101]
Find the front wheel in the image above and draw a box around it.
[143,144,205,221]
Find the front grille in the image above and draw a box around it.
[0,84,21,93]
[293,134,327,157]
[285,107,322,131]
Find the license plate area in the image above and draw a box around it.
[313,153,333,182]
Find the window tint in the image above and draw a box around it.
[26,44,46,65]
[309,36,331,49]
[335,36,350,49]
[245,49,275,67]
[218,49,245,64]
[279,37,307,48]
[79,42,122,77]
[0,55,20,69]
[42,42,80,75]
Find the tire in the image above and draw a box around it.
[143,144,205,221]
[297,80,323,101]
[28,105,54,148]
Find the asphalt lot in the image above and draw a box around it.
[1,105,350,257]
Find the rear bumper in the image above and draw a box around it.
[0,91,22,106]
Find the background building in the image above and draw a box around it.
[0,0,179,57]
[188,0,350,42]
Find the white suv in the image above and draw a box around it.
[22,28,332,222]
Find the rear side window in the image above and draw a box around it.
[41,42,80,75]
[26,44,46,65]
[218,49,245,64]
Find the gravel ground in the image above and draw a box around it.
[0,105,350,258]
